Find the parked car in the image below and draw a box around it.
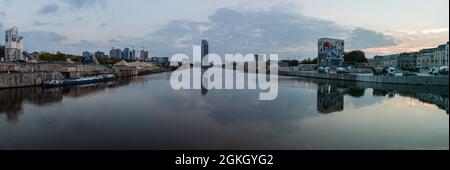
[429,67,440,75]
[318,67,330,74]
[439,66,449,75]
[373,67,385,76]
[388,67,398,76]
[336,67,349,74]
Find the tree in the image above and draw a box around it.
[38,51,82,63]
[300,58,318,64]
[344,50,368,63]
[0,45,4,59]
[280,60,300,67]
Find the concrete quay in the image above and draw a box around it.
[0,62,170,89]
[280,71,449,86]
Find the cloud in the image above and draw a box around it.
[37,4,59,15]
[347,27,398,50]
[33,20,63,27]
[138,7,396,58]
[21,31,67,52]
[63,0,106,10]
[421,28,449,34]
[100,22,108,27]
[0,11,6,17]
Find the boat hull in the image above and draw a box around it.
[43,76,110,87]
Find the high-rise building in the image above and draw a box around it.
[122,48,130,60]
[201,40,209,57]
[318,38,345,67]
[131,49,136,60]
[140,50,149,60]
[94,51,105,58]
[4,27,24,61]
[82,51,92,58]
[201,40,209,67]
[109,48,122,58]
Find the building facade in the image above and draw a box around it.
[434,42,449,67]
[94,51,105,58]
[417,48,436,68]
[109,48,122,58]
[201,40,209,59]
[372,54,399,68]
[140,50,149,60]
[399,52,418,70]
[122,48,130,60]
[318,38,345,67]
[3,27,24,61]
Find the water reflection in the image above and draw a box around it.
[1,74,448,124]
[0,71,448,149]
[317,84,344,114]
[306,78,449,114]
[0,77,141,123]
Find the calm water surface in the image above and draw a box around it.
[0,70,448,150]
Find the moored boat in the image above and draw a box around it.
[43,74,114,87]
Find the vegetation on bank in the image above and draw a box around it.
[280,50,368,67]
[37,51,136,65]
[300,58,318,64]
[38,52,81,63]
[0,45,4,59]
[344,50,368,63]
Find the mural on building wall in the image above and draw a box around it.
[318,38,345,67]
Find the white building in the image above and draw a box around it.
[434,42,449,67]
[3,27,24,61]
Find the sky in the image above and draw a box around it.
[0,0,448,59]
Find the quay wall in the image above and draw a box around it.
[280,71,449,86]
[0,72,63,89]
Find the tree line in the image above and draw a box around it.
[280,50,368,66]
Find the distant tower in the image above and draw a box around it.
[201,40,209,67]
[4,27,24,61]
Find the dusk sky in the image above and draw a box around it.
[0,0,448,59]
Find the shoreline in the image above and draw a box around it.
[279,71,449,86]
[0,68,171,89]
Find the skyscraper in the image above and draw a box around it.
[109,48,122,58]
[122,48,130,60]
[201,40,209,67]
[140,50,149,60]
[94,51,105,58]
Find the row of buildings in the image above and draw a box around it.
[369,42,449,70]
[108,47,149,61]
[83,48,149,61]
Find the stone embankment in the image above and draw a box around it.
[280,71,449,86]
[1,61,169,89]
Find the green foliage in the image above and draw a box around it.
[0,45,4,59]
[280,60,300,67]
[300,58,318,64]
[344,50,368,63]
[37,51,82,63]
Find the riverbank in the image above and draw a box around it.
[279,71,449,86]
[0,62,171,89]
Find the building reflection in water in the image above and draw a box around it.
[315,80,449,114]
[201,69,208,96]
[1,74,448,123]
[317,84,344,114]
[0,78,136,123]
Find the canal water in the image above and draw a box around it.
[0,70,448,149]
